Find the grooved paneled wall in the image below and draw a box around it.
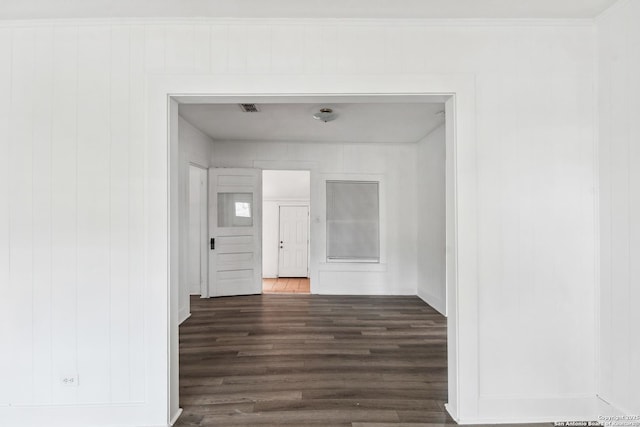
[0,25,148,408]
[0,19,596,426]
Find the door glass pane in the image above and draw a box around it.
[218,193,253,227]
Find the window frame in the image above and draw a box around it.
[322,174,386,265]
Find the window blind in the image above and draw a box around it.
[326,181,380,262]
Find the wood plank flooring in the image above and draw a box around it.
[176,294,551,427]
[263,277,310,294]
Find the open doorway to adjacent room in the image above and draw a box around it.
[262,170,311,294]
[172,94,454,426]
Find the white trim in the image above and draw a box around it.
[0,17,596,29]
[253,160,319,171]
[187,161,208,170]
[181,95,450,105]
[185,163,209,299]
[177,310,190,326]
[169,408,183,426]
[592,13,602,407]
[263,198,310,203]
[596,394,633,418]
[153,75,476,424]
[417,288,446,317]
[0,404,151,427]
[466,395,621,425]
[167,98,180,425]
[318,262,387,272]
[445,403,457,423]
[321,173,386,266]
[595,0,631,21]
[445,94,462,420]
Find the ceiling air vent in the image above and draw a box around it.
[239,103,260,113]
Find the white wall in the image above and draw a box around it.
[262,170,310,278]
[178,116,212,323]
[263,169,310,200]
[214,141,418,295]
[597,0,640,415]
[416,124,446,315]
[0,18,597,426]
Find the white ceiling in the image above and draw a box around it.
[179,103,446,144]
[0,0,618,20]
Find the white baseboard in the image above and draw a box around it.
[445,402,458,423]
[169,408,183,426]
[454,395,621,425]
[178,309,191,325]
[597,393,636,417]
[0,403,159,427]
[417,288,446,316]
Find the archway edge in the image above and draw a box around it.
[145,73,479,424]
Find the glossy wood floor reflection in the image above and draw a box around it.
[176,295,551,427]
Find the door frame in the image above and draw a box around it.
[261,169,312,281]
[186,162,209,298]
[151,75,477,425]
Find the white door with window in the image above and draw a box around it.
[278,206,309,277]
[207,168,262,297]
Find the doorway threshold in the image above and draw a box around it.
[262,278,310,294]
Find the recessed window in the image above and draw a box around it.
[326,181,380,262]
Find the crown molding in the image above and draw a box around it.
[0,16,595,29]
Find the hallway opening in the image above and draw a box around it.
[169,91,464,425]
[262,170,311,294]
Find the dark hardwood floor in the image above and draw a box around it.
[176,294,551,427]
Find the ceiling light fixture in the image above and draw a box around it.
[313,108,337,123]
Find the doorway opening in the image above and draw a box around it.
[167,91,466,426]
[262,170,311,294]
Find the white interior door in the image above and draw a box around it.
[278,206,309,277]
[188,165,207,296]
[207,168,262,297]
